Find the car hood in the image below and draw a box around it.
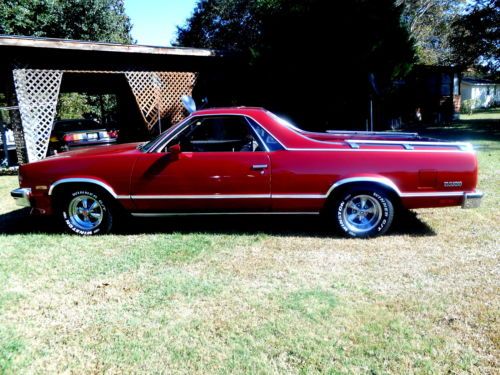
[46,142,143,159]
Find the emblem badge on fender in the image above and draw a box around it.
[443,181,462,187]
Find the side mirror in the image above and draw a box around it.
[181,95,197,114]
[167,144,181,155]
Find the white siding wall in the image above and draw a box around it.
[460,83,499,108]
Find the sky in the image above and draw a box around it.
[124,0,199,47]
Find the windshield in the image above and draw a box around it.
[138,116,192,152]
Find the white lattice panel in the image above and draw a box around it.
[13,69,63,162]
[125,72,197,131]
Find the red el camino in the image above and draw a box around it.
[11,107,483,237]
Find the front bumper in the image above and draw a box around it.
[462,191,483,209]
[11,188,32,207]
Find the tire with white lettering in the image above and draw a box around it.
[59,189,113,235]
[333,189,394,238]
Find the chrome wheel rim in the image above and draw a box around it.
[342,194,382,234]
[68,195,103,231]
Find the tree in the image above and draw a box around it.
[398,0,498,76]
[176,0,415,129]
[176,0,260,54]
[0,0,132,43]
[397,0,465,65]
[450,0,499,78]
[57,93,93,120]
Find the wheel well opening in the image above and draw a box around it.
[51,182,117,208]
[326,181,401,208]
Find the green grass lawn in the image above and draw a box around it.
[460,107,500,121]
[0,113,498,374]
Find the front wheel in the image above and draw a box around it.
[59,189,113,235]
[332,189,394,238]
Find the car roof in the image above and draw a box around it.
[192,107,268,116]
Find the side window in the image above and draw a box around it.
[245,117,283,151]
[167,116,263,152]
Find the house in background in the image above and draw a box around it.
[395,68,499,124]
[398,65,461,124]
[460,77,499,109]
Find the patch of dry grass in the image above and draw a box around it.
[0,116,498,373]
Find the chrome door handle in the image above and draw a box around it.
[252,164,268,170]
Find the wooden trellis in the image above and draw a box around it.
[12,69,198,162]
[125,72,198,130]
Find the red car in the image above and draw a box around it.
[11,107,483,237]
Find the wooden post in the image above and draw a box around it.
[5,72,28,164]
[0,118,9,166]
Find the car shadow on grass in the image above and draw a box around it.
[0,208,436,238]
[0,208,60,234]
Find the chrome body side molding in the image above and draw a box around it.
[400,191,463,197]
[130,194,270,200]
[130,194,324,200]
[127,190,475,200]
[131,211,320,217]
[272,194,325,199]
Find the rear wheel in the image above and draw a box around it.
[332,188,394,238]
[59,188,113,235]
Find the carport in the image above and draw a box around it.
[0,35,224,163]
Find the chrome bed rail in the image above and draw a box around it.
[326,130,419,138]
[345,139,473,151]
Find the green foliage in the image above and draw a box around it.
[398,0,465,66]
[0,0,132,43]
[0,94,10,124]
[450,0,499,77]
[398,0,498,75]
[57,93,92,120]
[57,93,119,124]
[460,99,479,115]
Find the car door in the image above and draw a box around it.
[130,115,271,213]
